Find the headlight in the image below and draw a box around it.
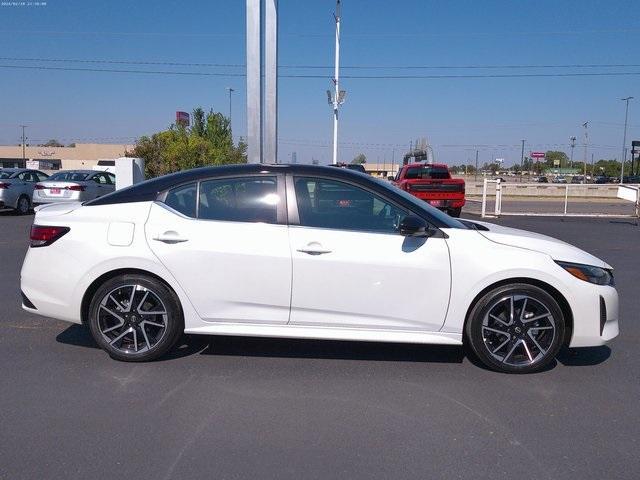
[555,261,614,286]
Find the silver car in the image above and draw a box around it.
[0,168,50,215]
[33,170,116,206]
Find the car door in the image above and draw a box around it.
[89,172,109,198]
[287,175,451,332]
[145,174,292,324]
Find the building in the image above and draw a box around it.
[0,143,134,171]
[362,162,401,179]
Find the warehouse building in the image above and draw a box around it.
[0,143,134,171]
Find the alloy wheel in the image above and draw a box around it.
[97,284,168,354]
[18,196,29,214]
[481,294,556,367]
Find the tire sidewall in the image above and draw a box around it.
[465,283,565,373]
[88,274,183,362]
[17,195,30,215]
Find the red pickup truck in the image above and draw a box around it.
[393,163,465,217]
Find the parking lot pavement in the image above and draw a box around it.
[465,197,637,216]
[1,211,638,480]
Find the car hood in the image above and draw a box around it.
[469,220,611,269]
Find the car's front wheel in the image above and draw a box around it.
[88,274,183,362]
[465,283,565,373]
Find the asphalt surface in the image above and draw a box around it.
[1,210,638,480]
[466,197,637,216]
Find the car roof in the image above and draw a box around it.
[51,169,95,175]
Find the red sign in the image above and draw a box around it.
[176,111,190,126]
[530,151,545,159]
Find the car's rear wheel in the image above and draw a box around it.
[16,195,30,215]
[449,207,462,218]
[465,283,565,373]
[88,274,183,362]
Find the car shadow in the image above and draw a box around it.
[198,335,464,363]
[55,325,612,368]
[55,325,208,360]
[556,346,611,366]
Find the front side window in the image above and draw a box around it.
[198,176,278,223]
[294,177,406,233]
[164,182,197,218]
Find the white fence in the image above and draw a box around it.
[480,179,640,219]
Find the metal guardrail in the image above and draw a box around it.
[480,180,640,219]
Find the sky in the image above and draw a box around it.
[0,0,639,166]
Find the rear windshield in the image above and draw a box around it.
[48,172,91,182]
[404,166,450,180]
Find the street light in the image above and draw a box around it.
[620,96,633,184]
[226,87,235,128]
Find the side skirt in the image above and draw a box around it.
[184,323,462,345]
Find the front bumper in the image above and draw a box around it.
[569,285,619,347]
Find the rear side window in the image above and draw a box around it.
[404,166,450,180]
[164,183,197,218]
[198,177,278,223]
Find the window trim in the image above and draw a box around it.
[157,173,287,225]
[286,173,414,236]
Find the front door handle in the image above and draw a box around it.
[297,242,332,255]
[153,231,188,244]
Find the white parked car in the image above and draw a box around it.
[32,170,116,206]
[20,165,619,373]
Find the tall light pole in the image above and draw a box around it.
[329,0,344,165]
[620,96,633,184]
[226,87,235,128]
[520,139,525,182]
[20,125,27,162]
[569,136,576,170]
[582,122,588,182]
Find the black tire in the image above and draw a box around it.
[449,207,462,218]
[15,195,31,215]
[465,283,565,374]
[88,274,183,362]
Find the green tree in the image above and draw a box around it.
[40,139,64,147]
[129,107,246,178]
[351,153,366,164]
[544,151,569,169]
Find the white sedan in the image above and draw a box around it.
[20,164,619,373]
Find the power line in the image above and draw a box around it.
[2,63,640,79]
[2,56,640,70]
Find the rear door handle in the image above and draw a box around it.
[297,242,332,255]
[153,231,188,244]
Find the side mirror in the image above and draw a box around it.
[398,215,432,237]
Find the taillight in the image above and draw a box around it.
[0,182,9,189]
[66,185,86,191]
[34,184,45,190]
[30,225,70,247]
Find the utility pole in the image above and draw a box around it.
[474,149,479,182]
[329,0,343,165]
[520,139,525,182]
[582,122,588,182]
[620,96,633,184]
[20,125,27,162]
[226,87,235,128]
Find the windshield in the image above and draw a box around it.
[368,176,467,229]
[0,171,18,179]
[405,166,450,180]
[48,172,90,182]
